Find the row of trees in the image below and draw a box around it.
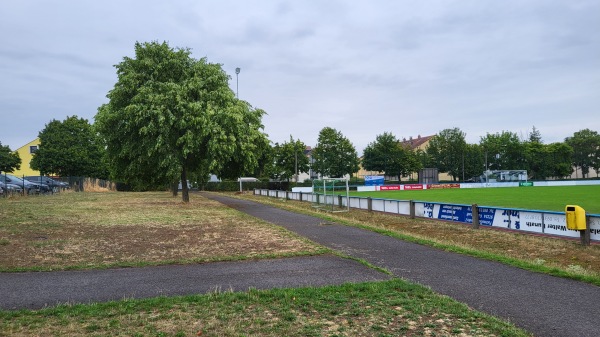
[1,41,270,202]
[2,41,599,202]
[268,126,600,183]
[1,116,109,180]
[423,127,599,181]
[248,128,360,183]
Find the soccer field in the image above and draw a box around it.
[352,185,600,214]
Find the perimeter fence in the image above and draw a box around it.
[254,189,600,244]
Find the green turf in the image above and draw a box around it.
[352,185,600,214]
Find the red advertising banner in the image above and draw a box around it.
[428,183,460,189]
[403,184,424,190]
[380,185,401,191]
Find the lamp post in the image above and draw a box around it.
[235,67,240,98]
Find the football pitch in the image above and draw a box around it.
[352,185,600,214]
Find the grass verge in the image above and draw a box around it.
[0,279,530,337]
[239,193,600,286]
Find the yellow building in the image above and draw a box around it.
[10,138,41,177]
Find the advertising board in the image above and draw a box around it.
[544,213,580,238]
[365,176,385,186]
[403,184,424,190]
[428,183,460,189]
[589,217,600,241]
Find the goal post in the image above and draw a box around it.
[311,178,350,212]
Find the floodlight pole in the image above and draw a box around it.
[235,67,240,98]
[485,151,488,183]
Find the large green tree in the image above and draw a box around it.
[462,143,484,181]
[362,132,421,180]
[0,142,21,173]
[30,116,105,179]
[271,136,309,182]
[312,127,359,178]
[565,129,600,178]
[425,128,467,181]
[95,41,267,202]
[547,142,573,179]
[479,131,525,171]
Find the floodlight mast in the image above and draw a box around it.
[235,67,240,98]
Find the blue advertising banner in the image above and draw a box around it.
[438,204,469,222]
[476,207,496,226]
[365,176,385,186]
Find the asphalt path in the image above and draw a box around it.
[0,255,390,310]
[204,193,600,337]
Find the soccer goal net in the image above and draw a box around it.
[311,178,349,212]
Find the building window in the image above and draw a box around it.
[30,146,38,154]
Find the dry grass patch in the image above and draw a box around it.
[0,192,325,271]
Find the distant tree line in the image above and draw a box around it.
[419,127,599,181]
[2,41,599,202]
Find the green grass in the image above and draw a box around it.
[353,185,600,213]
[0,279,530,336]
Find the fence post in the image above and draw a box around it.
[581,217,591,246]
[299,192,303,201]
[338,194,342,207]
[410,200,415,219]
[472,204,480,229]
[367,197,372,212]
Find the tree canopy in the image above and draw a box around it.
[362,132,421,180]
[30,116,105,178]
[95,41,268,202]
[425,128,467,181]
[0,142,21,173]
[271,136,309,182]
[479,131,525,171]
[312,127,359,178]
[565,129,600,178]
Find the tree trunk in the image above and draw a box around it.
[171,183,178,197]
[181,168,189,203]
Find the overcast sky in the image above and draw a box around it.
[2,0,599,154]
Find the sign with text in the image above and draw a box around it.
[379,185,401,191]
[365,176,384,186]
[428,183,460,189]
[543,213,580,238]
[403,184,424,190]
[589,217,600,241]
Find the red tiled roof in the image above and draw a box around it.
[400,135,434,150]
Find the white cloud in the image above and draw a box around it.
[1,0,598,155]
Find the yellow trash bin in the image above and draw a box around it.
[565,205,586,230]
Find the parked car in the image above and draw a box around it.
[0,174,50,194]
[0,181,23,195]
[24,176,68,192]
